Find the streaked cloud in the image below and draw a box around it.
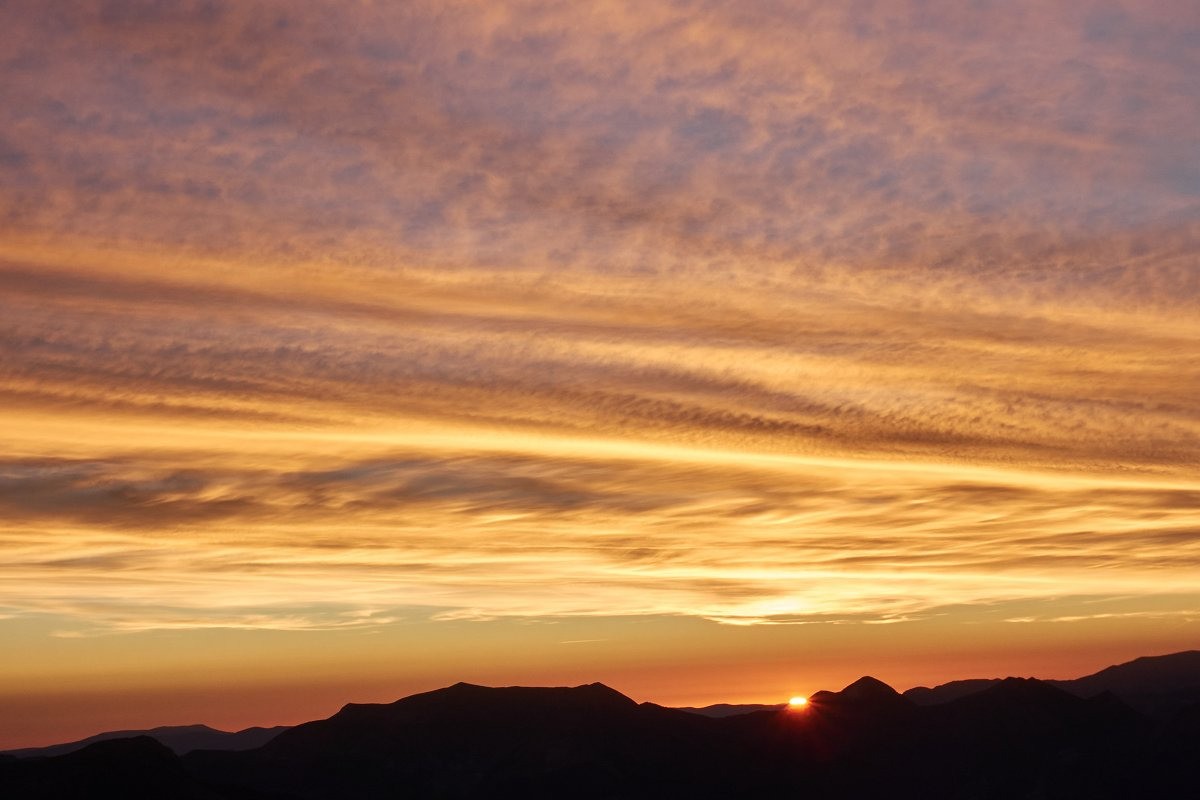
[2,445,1198,631]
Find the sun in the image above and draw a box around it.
[788,695,808,708]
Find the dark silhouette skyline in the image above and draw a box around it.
[3,650,1197,798]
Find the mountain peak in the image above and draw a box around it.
[573,681,634,702]
[840,676,902,702]
[445,681,485,691]
[328,680,639,727]
[806,676,910,716]
[954,676,1080,711]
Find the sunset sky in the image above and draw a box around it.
[2,0,1198,749]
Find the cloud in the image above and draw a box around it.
[0,459,261,526]
[1,448,1198,630]
[1,1,1197,296]
[0,0,1197,634]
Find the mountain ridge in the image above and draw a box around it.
[2,723,290,760]
[11,651,1195,757]
[3,652,1197,798]
[903,650,1200,718]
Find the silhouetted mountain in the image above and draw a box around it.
[901,678,1149,799]
[789,675,917,761]
[0,736,232,799]
[904,651,1200,719]
[3,724,290,759]
[4,657,1198,799]
[676,702,785,717]
[1050,650,1200,718]
[188,682,772,799]
[904,677,997,705]
[829,675,909,708]
[1058,650,1200,694]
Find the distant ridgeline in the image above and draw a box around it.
[2,651,1198,799]
[1,724,290,760]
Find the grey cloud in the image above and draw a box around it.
[2,0,1197,301]
[0,460,256,526]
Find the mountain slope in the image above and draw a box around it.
[904,677,998,705]
[904,650,1200,717]
[0,736,233,800]
[1051,650,1200,718]
[3,724,289,759]
[187,682,772,799]
[676,702,786,718]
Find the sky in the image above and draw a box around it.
[1,0,1198,749]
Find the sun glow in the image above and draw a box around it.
[788,696,808,709]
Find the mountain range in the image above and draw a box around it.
[675,701,787,717]
[905,650,1200,719]
[2,650,1197,799]
[2,724,290,759]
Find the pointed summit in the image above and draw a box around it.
[839,676,902,703]
[806,676,913,719]
[572,682,639,707]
